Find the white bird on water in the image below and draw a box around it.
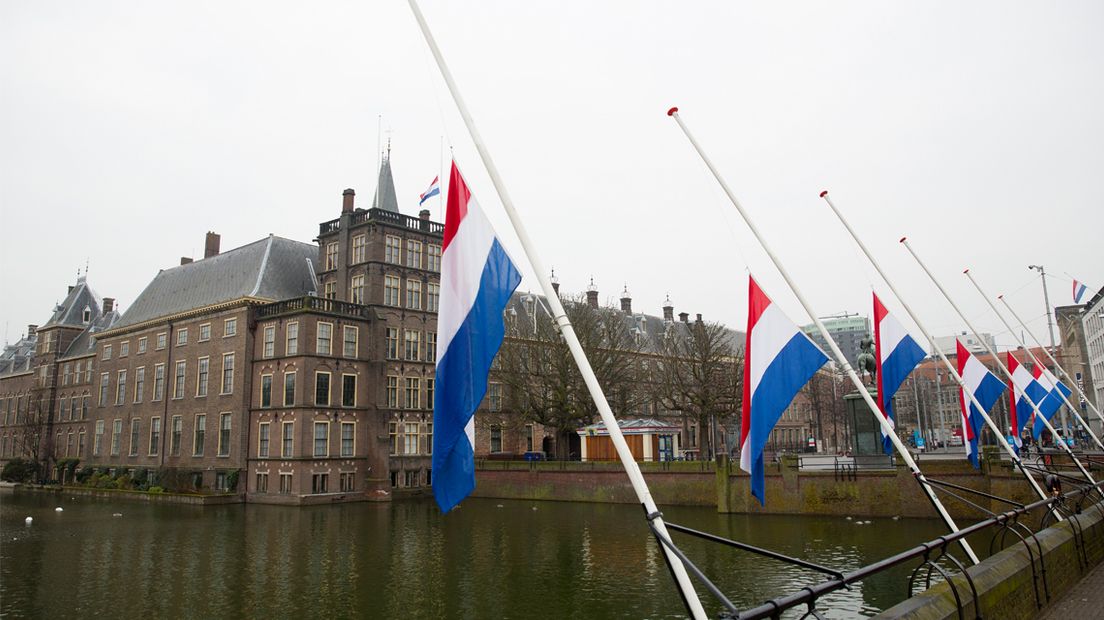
[24,516,32,524]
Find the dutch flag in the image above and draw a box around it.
[420,176,441,206]
[739,276,827,505]
[1007,352,1046,453]
[956,341,1005,469]
[873,293,926,456]
[1074,280,1089,304]
[1030,364,1072,439]
[432,162,521,512]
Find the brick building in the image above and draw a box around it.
[0,153,755,502]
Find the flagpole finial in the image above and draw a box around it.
[963,268,970,274]
[998,294,1005,300]
[899,236,908,243]
[666,106,679,116]
[819,190,828,198]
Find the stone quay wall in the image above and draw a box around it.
[877,501,1104,619]
[474,451,1078,519]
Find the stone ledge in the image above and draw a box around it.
[877,503,1104,619]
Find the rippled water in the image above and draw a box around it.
[1,491,960,618]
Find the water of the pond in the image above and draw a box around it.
[0,491,972,618]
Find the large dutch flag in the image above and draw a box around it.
[432,161,521,512]
[956,341,1005,469]
[873,293,926,456]
[1007,352,1046,453]
[1030,364,1073,439]
[740,276,828,505]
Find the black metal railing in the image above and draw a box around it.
[650,479,1104,620]
[255,296,373,320]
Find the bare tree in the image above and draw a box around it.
[650,318,742,460]
[495,295,648,459]
[16,396,51,482]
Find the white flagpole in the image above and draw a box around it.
[1000,295,1104,431]
[439,135,444,222]
[406,3,707,617]
[964,271,1104,451]
[900,239,1096,485]
[820,192,1047,501]
[668,109,979,564]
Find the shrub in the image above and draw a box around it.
[147,486,165,494]
[133,468,149,490]
[1,459,39,483]
[76,466,93,484]
[226,470,240,492]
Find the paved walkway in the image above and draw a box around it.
[1039,559,1104,619]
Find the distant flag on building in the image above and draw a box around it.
[1030,364,1073,439]
[420,175,441,206]
[1073,279,1089,304]
[873,293,926,456]
[740,276,828,505]
[1007,353,1046,454]
[432,161,522,512]
[957,340,1005,469]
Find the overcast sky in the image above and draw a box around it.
[2,1,1101,354]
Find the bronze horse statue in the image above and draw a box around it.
[855,335,877,386]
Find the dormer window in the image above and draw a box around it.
[82,306,92,323]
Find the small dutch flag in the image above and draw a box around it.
[419,176,441,206]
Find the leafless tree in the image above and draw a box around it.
[650,318,742,460]
[495,295,648,459]
[16,396,51,482]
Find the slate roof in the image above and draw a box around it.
[577,418,681,435]
[504,291,744,355]
[0,333,37,376]
[43,276,101,329]
[59,309,122,360]
[371,155,400,213]
[113,235,318,330]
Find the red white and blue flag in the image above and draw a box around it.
[873,293,926,456]
[956,341,1005,469]
[1030,364,1072,439]
[1007,353,1045,454]
[740,276,827,505]
[432,162,521,512]
[1074,280,1089,304]
[420,175,441,206]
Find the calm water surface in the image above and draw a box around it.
[1,491,962,619]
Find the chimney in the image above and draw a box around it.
[419,209,431,221]
[342,188,356,213]
[27,325,37,338]
[586,278,599,309]
[180,257,193,265]
[679,312,689,323]
[204,232,221,258]
[620,286,632,314]
[695,313,703,324]
[662,295,674,322]
[103,298,115,314]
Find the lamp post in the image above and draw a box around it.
[1029,264,1066,434]
[936,369,947,451]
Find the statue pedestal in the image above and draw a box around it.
[843,386,884,456]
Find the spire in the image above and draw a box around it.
[372,148,400,213]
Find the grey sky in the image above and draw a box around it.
[2,1,1101,353]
